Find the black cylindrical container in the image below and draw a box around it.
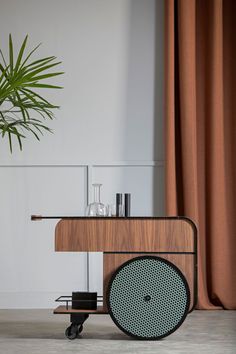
[116,193,123,217]
[124,193,131,217]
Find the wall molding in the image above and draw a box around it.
[0,160,164,167]
[0,161,165,304]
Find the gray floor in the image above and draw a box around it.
[0,310,235,354]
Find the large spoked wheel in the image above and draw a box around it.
[107,256,190,340]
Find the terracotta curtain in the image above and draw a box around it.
[165,0,236,309]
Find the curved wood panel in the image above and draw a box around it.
[55,218,195,252]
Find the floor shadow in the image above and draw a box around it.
[0,320,130,341]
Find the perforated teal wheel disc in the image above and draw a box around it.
[107,256,190,340]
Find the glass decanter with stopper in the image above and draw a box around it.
[86,183,107,216]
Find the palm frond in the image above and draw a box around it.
[0,34,63,151]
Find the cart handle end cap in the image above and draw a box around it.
[31,215,43,221]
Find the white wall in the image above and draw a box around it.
[0,0,164,308]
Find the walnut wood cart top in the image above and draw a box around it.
[54,217,196,253]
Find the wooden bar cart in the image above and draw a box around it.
[32,216,197,340]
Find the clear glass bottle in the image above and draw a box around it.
[86,184,107,216]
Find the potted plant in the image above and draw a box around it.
[0,34,63,151]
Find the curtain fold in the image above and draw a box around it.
[165,0,236,309]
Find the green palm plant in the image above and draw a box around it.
[0,34,63,152]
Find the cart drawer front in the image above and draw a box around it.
[55,218,195,253]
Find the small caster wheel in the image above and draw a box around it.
[65,324,79,340]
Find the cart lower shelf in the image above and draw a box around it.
[54,305,108,314]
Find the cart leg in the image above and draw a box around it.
[65,314,89,340]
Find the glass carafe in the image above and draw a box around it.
[86,184,107,216]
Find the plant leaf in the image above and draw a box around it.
[14,35,28,73]
[8,131,12,152]
[16,131,23,150]
[25,71,64,82]
[20,87,59,108]
[19,43,42,69]
[0,65,10,92]
[0,49,8,70]
[9,34,14,73]
[23,61,62,79]
[24,83,63,89]
[0,34,63,151]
